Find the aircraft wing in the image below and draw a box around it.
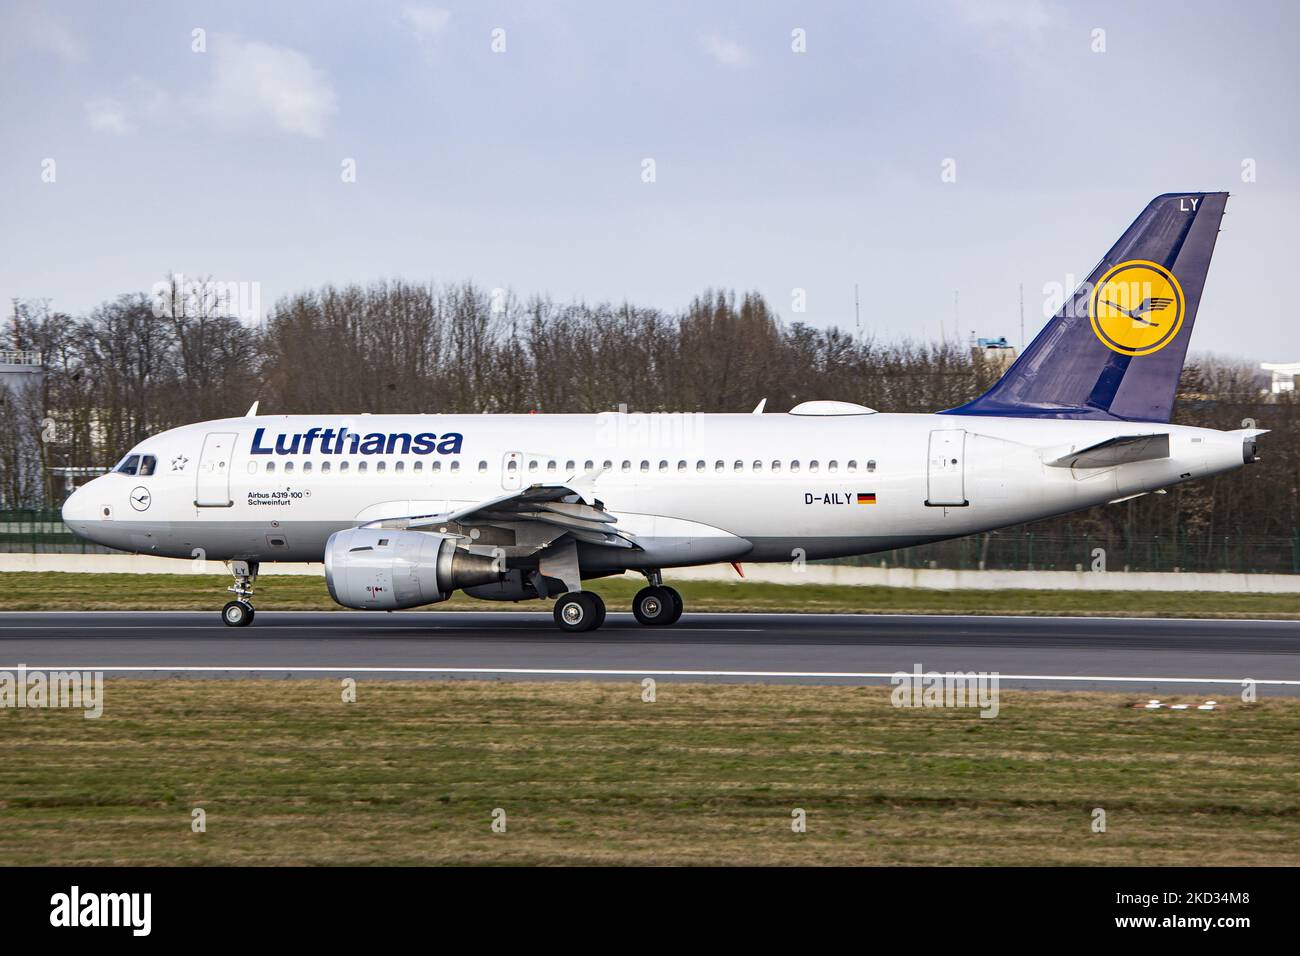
[359,479,637,556]
[1045,433,1170,469]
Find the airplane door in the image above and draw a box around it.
[926,429,968,507]
[502,451,523,490]
[196,432,237,507]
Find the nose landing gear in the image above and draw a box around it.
[222,560,258,627]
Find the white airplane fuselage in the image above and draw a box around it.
[63,409,1254,570]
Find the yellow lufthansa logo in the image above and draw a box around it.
[1089,260,1185,356]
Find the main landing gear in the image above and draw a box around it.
[553,590,606,633]
[632,586,683,626]
[551,570,684,633]
[221,560,258,627]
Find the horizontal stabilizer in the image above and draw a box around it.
[1046,433,1170,469]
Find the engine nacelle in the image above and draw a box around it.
[324,528,503,610]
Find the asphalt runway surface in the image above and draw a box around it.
[1,610,1298,694]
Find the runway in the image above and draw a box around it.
[2,610,1298,694]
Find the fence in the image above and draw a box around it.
[828,529,1300,575]
[0,510,117,555]
[3,509,1297,574]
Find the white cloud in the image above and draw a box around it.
[200,34,337,138]
[1,3,83,62]
[944,0,1059,56]
[83,80,169,136]
[698,33,751,69]
[400,2,452,58]
[85,96,132,134]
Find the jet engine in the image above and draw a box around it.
[324,527,503,610]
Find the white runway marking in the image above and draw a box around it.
[3,665,1296,685]
[0,625,763,632]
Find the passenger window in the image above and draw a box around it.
[566,460,575,471]
[640,460,649,473]
[285,461,295,473]
[432,461,441,473]
[867,460,877,472]
[507,460,518,472]
[396,461,405,473]
[303,461,313,473]
[696,460,705,473]
[478,461,487,473]
[266,462,276,474]
[450,461,459,472]
[771,460,781,473]
[790,461,800,473]
[584,460,594,470]
[114,455,140,476]
[659,460,668,472]
[733,460,743,472]
[809,460,819,473]
[547,460,557,472]
[413,461,422,472]
[714,460,725,472]
[753,461,763,472]
[138,455,157,476]
[322,462,332,473]
[357,462,366,473]
[603,460,613,471]
[828,460,838,473]
[376,461,386,473]
[678,460,687,472]
[847,460,857,472]
[338,462,347,473]
[528,460,538,472]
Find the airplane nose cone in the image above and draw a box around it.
[61,480,112,544]
[62,482,95,523]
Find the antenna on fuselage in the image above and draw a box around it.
[245,400,260,417]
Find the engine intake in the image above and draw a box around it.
[324,528,503,610]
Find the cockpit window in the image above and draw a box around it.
[114,454,157,476]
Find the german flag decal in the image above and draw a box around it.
[856,493,877,505]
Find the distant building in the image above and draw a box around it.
[0,349,43,395]
[1261,361,1300,395]
[970,335,1018,374]
[0,352,45,508]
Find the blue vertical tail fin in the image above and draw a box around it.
[944,192,1228,422]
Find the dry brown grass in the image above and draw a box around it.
[1,679,1297,865]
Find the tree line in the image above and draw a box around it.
[2,278,1296,569]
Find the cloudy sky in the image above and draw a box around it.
[2,0,1297,359]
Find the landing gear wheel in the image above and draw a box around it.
[633,586,677,626]
[222,600,254,627]
[554,591,606,633]
[663,586,684,625]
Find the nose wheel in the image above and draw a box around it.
[222,600,255,627]
[222,560,258,627]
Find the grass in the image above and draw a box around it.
[0,680,1297,865]
[0,571,1296,618]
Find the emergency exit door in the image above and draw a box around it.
[195,432,237,507]
[925,428,968,507]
